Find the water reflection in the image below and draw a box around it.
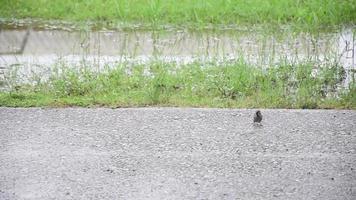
[1,28,355,63]
[0,27,355,83]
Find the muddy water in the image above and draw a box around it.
[0,27,355,84]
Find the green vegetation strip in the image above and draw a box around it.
[0,61,354,108]
[1,0,355,30]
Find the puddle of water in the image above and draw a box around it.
[0,28,354,63]
[0,26,355,87]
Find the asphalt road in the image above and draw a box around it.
[0,108,355,200]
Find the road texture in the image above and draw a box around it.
[0,108,355,200]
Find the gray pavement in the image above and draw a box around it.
[0,108,355,200]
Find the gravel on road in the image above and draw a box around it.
[0,108,355,200]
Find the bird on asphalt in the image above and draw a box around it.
[253,110,262,123]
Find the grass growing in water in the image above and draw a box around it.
[1,0,355,30]
[0,61,354,109]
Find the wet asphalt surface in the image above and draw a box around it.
[0,108,355,200]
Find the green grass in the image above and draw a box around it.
[0,61,354,109]
[1,0,355,30]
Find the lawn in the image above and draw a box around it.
[1,0,355,30]
[0,61,354,108]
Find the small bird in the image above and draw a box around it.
[253,110,263,123]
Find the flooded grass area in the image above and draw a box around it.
[0,26,355,108]
[0,6,355,108]
[0,27,355,66]
[1,0,355,30]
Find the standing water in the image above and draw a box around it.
[0,25,355,86]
